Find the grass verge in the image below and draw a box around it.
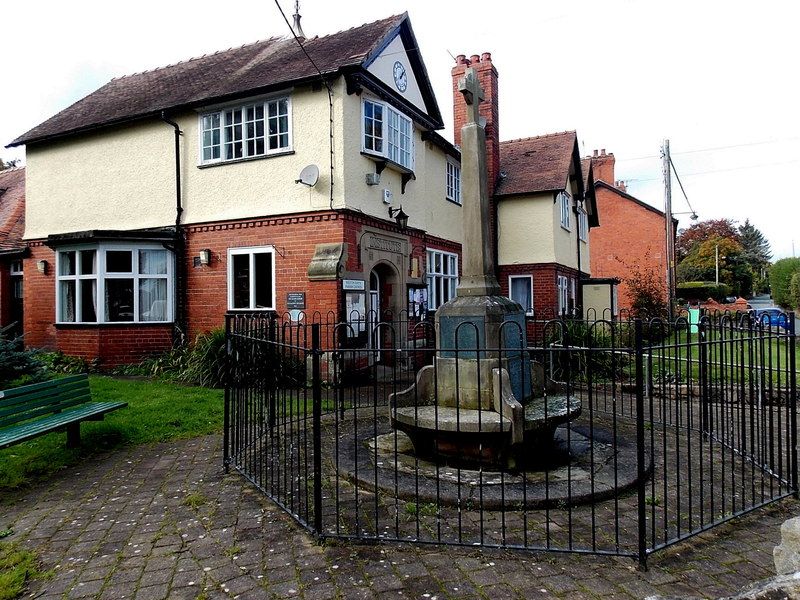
[0,376,223,495]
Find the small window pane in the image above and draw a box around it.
[80,279,97,322]
[59,280,76,322]
[59,251,76,276]
[139,279,168,321]
[80,250,96,275]
[107,250,132,273]
[254,252,273,309]
[105,279,134,322]
[232,254,250,309]
[139,250,168,275]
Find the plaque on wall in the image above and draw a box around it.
[342,279,366,291]
[286,292,306,310]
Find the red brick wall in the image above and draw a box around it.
[185,211,346,339]
[589,185,668,310]
[23,243,57,350]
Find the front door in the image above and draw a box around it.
[368,270,380,351]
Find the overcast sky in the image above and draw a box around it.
[2,0,798,259]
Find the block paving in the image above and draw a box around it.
[2,433,797,600]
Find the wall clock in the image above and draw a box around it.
[393,61,408,93]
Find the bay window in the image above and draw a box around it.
[200,96,291,164]
[363,98,414,170]
[56,244,173,324]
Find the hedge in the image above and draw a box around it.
[676,281,732,302]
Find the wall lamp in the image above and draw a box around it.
[36,259,48,274]
[199,249,212,266]
[388,205,409,230]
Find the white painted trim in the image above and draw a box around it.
[227,245,277,311]
[360,95,415,171]
[425,248,458,310]
[445,158,461,204]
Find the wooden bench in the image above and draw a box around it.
[0,374,127,449]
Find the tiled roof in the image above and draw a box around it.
[494,131,577,196]
[11,14,406,147]
[0,168,25,251]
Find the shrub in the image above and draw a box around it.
[676,281,732,302]
[770,257,800,307]
[0,334,46,389]
[621,255,668,319]
[37,351,92,375]
[789,272,800,311]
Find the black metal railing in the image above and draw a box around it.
[224,311,797,567]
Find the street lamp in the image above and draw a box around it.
[715,244,726,286]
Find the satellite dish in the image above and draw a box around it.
[296,164,319,187]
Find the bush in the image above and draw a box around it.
[789,272,800,311]
[771,258,800,307]
[0,334,46,389]
[676,281,732,302]
[37,351,92,375]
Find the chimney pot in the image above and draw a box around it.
[593,149,598,157]
[456,54,467,65]
[470,54,481,64]
[481,52,492,62]
[600,149,606,156]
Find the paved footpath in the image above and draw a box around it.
[2,434,797,600]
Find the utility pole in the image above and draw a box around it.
[662,139,674,316]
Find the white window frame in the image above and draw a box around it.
[508,275,534,315]
[559,191,571,230]
[199,95,292,165]
[10,260,22,300]
[446,159,461,204]
[227,246,277,311]
[55,243,174,325]
[578,207,588,242]
[9,260,22,275]
[557,275,569,315]
[426,249,458,311]
[362,97,415,171]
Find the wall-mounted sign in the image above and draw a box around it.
[342,279,366,291]
[286,292,306,310]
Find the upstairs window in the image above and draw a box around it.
[446,160,461,204]
[201,97,291,164]
[578,207,589,242]
[559,191,571,230]
[363,99,414,170]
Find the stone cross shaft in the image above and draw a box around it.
[456,67,500,296]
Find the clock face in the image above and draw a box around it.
[393,61,408,93]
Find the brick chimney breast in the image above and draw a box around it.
[591,150,616,185]
[452,51,500,190]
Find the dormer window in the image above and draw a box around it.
[200,97,291,165]
[362,98,414,170]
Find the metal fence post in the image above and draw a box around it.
[223,313,231,472]
[789,313,798,498]
[311,323,323,535]
[635,319,647,569]
[698,319,709,437]
[268,316,277,431]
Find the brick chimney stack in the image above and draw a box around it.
[590,148,615,185]
[452,52,500,191]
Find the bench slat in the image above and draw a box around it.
[0,374,87,400]
[0,389,92,426]
[0,380,90,411]
[0,385,91,414]
[0,401,127,449]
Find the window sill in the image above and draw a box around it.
[227,308,276,312]
[445,197,462,206]
[560,224,571,232]
[198,150,295,169]
[361,152,416,193]
[56,321,174,328]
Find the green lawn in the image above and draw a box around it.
[0,376,223,494]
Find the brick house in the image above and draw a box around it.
[9,15,601,365]
[0,167,26,337]
[449,55,599,320]
[588,150,674,311]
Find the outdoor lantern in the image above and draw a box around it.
[388,206,409,230]
[36,259,48,274]
[199,249,212,266]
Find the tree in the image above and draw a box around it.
[621,253,668,317]
[0,158,20,171]
[738,219,772,293]
[676,218,740,262]
[789,272,800,311]
[769,258,800,307]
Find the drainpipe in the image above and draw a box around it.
[161,112,186,345]
[574,194,583,318]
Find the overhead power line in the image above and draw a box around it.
[616,136,800,163]
[668,156,696,218]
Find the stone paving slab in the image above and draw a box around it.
[2,434,797,600]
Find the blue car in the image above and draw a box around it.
[748,307,791,331]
